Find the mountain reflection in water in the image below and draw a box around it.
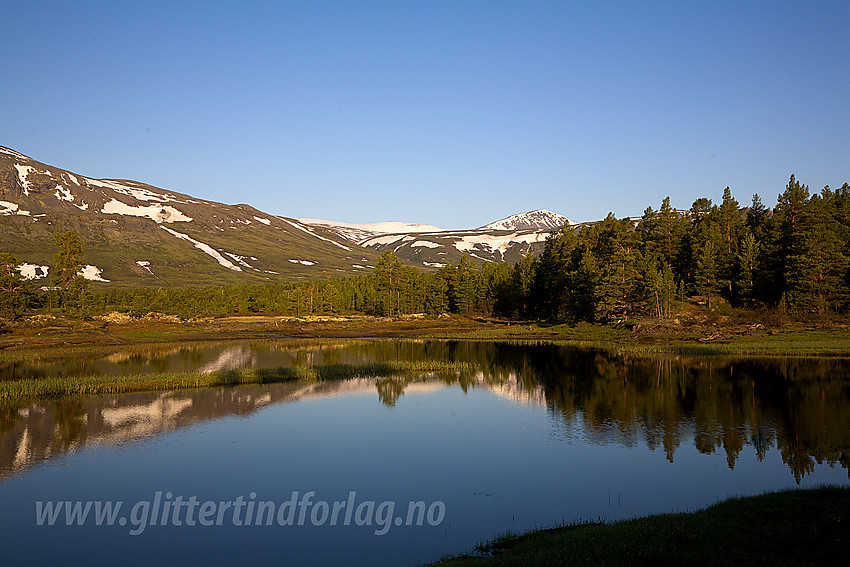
[1,341,848,484]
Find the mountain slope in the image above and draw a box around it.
[297,218,445,243]
[0,146,380,287]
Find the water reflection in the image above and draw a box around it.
[1,341,848,484]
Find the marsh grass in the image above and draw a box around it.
[443,325,850,357]
[431,485,850,566]
[0,337,377,364]
[0,360,473,406]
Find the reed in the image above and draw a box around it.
[0,360,473,405]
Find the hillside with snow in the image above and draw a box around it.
[300,209,574,268]
[1,145,577,284]
[0,146,380,286]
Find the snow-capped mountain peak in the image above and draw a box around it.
[480,209,573,231]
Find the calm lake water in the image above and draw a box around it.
[1,340,848,566]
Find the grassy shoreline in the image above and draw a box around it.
[1,317,848,405]
[2,315,849,361]
[429,486,850,566]
[0,360,473,406]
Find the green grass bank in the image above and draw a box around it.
[429,486,849,567]
[0,360,473,406]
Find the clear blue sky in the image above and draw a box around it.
[3,0,848,228]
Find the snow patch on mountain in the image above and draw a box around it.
[453,231,547,255]
[18,264,49,280]
[13,165,36,196]
[0,200,31,216]
[300,218,444,234]
[279,219,352,251]
[299,218,445,243]
[85,178,181,203]
[224,252,255,269]
[411,240,441,248]
[102,199,192,223]
[0,147,29,160]
[80,265,110,282]
[160,227,242,271]
[135,260,154,275]
[54,184,75,202]
[53,184,90,210]
[361,234,408,247]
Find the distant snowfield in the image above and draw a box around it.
[102,198,192,223]
[299,218,445,234]
[0,200,32,216]
[160,226,242,271]
[18,263,49,280]
[224,252,255,269]
[85,178,177,203]
[452,231,546,255]
[361,229,546,258]
[361,234,408,246]
[53,184,89,210]
[0,147,30,160]
[13,165,36,195]
[280,218,352,251]
[135,260,154,275]
[80,265,110,282]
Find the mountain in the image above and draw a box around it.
[480,209,573,231]
[296,219,445,243]
[300,209,573,267]
[356,227,556,267]
[0,146,380,287]
[1,145,576,285]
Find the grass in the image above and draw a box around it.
[4,315,850,359]
[430,486,850,566]
[440,323,850,357]
[0,360,473,406]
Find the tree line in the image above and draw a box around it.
[2,175,848,322]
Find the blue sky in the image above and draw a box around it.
[2,1,848,228]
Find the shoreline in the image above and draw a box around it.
[428,486,850,566]
[2,315,849,361]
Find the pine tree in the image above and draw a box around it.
[695,240,719,308]
[372,250,405,316]
[534,227,577,320]
[735,230,760,305]
[0,253,34,320]
[594,217,644,322]
[510,253,536,318]
[647,260,675,318]
[53,231,89,311]
[53,231,86,288]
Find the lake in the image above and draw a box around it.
[1,340,848,565]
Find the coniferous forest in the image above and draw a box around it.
[2,176,849,323]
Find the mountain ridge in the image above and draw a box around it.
[1,145,574,285]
